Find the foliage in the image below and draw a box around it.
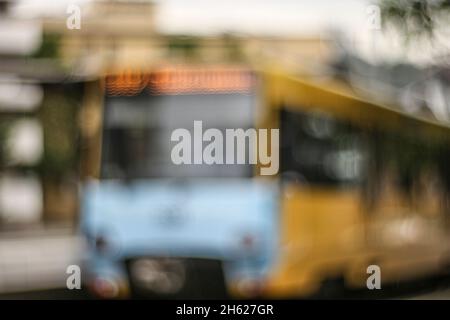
[31,33,61,59]
[379,0,450,37]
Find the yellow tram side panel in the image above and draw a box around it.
[263,186,369,298]
[255,71,450,298]
[255,71,374,297]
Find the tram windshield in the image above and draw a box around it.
[101,92,257,180]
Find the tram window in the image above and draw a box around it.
[438,147,450,194]
[100,93,256,179]
[362,125,450,213]
[280,108,366,187]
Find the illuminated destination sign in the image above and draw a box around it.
[106,66,255,96]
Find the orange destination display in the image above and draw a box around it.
[105,66,256,96]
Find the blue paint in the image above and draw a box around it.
[80,178,278,287]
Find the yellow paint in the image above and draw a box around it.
[263,185,366,297]
[231,70,450,298]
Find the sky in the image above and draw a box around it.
[11,0,371,36]
[154,0,371,36]
[9,0,450,65]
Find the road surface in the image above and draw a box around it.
[1,227,450,299]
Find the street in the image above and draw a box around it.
[0,227,83,295]
[1,227,450,300]
[2,276,450,300]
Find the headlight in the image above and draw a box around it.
[91,276,120,299]
[239,233,262,253]
[94,235,109,253]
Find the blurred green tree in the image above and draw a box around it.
[379,0,450,37]
[31,33,61,59]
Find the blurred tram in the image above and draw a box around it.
[80,66,450,299]
[80,66,277,298]
[242,71,450,298]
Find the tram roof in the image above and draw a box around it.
[264,70,450,141]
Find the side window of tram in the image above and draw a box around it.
[280,108,365,187]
